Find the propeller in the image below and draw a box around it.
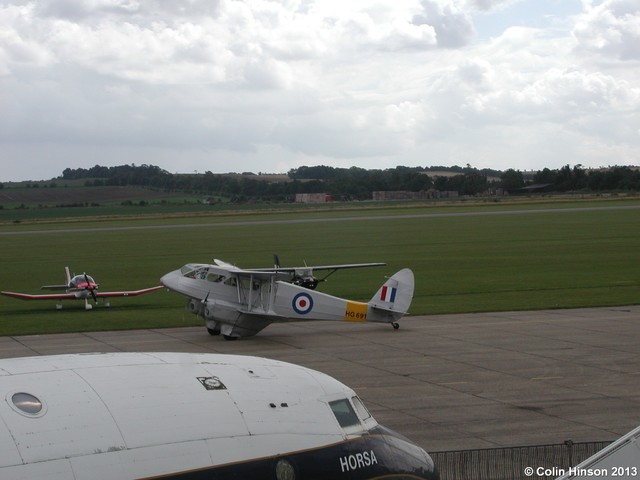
[84,273,98,303]
[274,254,321,290]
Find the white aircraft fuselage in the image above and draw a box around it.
[0,352,438,479]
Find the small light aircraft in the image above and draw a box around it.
[1,266,163,310]
[160,256,415,340]
[0,352,439,479]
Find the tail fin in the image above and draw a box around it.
[367,268,415,323]
[41,266,74,291]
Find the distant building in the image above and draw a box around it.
[372,190,458,201]
[295,193,333,203]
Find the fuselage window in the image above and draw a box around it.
[224,277,237,287]
[329,399,360,428]
[207,273,224,282]
[12,392,43,415]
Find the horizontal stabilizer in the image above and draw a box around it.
[40,284,69,291]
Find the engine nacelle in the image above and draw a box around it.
[292,276,319,290]
[203,300,241,324]
[188,299,202,314]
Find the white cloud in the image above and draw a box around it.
[0,0,639,182]
[573,0,640,60]
[466,0,520,12]
[412,0,475,47]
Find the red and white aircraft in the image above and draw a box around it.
[1,267,163,310]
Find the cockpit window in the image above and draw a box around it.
[329,399,360,428]
[180,265,195,275]
[183,267,208,279]
[351,396,372,420]
[70,275,95,287]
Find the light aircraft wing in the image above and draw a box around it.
[94,286,164,298]
[0,291,79,301]
[1,286,163,300]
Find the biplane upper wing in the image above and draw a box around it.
[212,258,385,274]
[252,262,386,273]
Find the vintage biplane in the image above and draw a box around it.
[160,257,415,340]
[1,266,163,310]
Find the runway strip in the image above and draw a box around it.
[2,204,640,236]
[2,306,639,452]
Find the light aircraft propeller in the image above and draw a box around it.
[83,273,98,303]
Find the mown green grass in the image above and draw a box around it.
[1,201,639,335]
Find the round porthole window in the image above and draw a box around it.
[275,458,296,480]
[10,392,44,416]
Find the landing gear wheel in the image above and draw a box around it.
[207,328,220,336]
[392,322,400,330]
[223,335,239,341]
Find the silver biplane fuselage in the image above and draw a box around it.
[160,260,415,339]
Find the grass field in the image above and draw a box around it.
[1,198,639,336]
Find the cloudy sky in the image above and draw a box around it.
[1,0,638,181]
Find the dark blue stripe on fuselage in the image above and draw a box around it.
[142,432,439,480]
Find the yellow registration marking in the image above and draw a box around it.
[344,301,368,322]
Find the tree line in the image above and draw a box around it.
[57,163,640,201]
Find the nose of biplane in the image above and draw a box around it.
[160,269,181,291]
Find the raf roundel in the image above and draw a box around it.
[292,292,314,315]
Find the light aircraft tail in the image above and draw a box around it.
[366,268,415,324]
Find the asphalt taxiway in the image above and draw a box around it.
[2,306,639,452]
